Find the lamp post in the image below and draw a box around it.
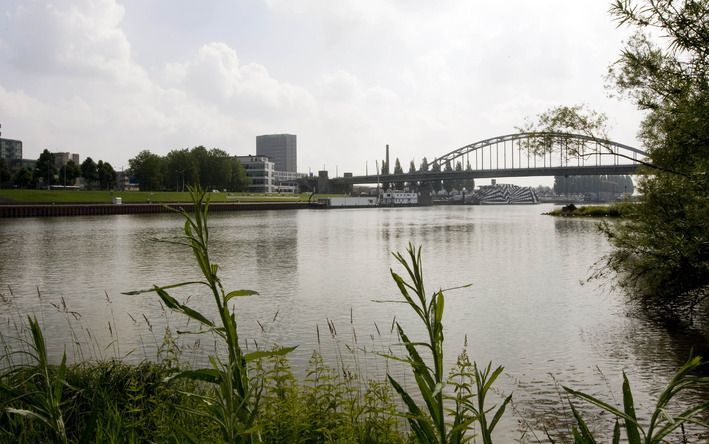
[176,169,184,192]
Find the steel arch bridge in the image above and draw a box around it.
[336,132,648,185]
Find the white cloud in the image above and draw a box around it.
[5,0,149,89]
[0,0,644,181]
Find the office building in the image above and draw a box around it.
[256,134,297,173]
[235,155,276,193]
[53,152,81,168]
[0,138,22,161]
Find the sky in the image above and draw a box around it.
[0,0,645,185]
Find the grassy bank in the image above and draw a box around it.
[544,204,625,217]
[0,189,343,204]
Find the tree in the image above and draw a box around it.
[81,157,99,189]
[13,167,33,188]
[418,157,429,173]
[34,149,56,188]
[0,159,10,186]
[165,149,199,191]
[407,159,417,191]
[206,148,232,191]
[393,158,404,190]
[464,161,475,192]
[430,162,441,192]
[97,160,117,190]
[526,1,709,322]
[229,157,250,191]
[59,160,81,186]
[453,160,463,192]
[380,159,390,191]
[190,146,212,189]
[443,160,454,193]
[129,150,165,191]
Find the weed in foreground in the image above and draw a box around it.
[382,243,511,443]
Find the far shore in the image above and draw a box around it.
[0,189,341,205]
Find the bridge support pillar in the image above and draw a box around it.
[317,170,330,194]
[418,182,433,206]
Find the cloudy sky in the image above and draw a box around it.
[0,0,644,183]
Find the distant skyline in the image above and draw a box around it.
[0,0,644,185]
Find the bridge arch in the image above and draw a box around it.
[429,132,647,171]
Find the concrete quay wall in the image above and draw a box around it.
[0,202,323,218]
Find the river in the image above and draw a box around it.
[0,204,705,440]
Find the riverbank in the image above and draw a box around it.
[544,203,625,217]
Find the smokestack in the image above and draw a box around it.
[386,144,390,174]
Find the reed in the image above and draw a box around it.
[563,355,709,444]
[381,243,511,443]
[0,316,68,443]
[124,186,295,443]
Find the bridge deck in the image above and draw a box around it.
[333,164,640,184]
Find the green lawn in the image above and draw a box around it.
[0,189,338,204]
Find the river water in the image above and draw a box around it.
[0,204,706,440]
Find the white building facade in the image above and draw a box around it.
[235,155,276,193]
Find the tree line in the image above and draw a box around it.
[0,149,117,190]
[128,146,250,192]
[553,175,634,195]
[381,157,476,193]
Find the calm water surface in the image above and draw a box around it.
[1,205,706,440]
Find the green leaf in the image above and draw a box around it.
[489,394,512,432]
[244,346,297,362]
[434,291,445,326]
[154,286,215,328]
[5,408,52,427]
[388,374,437,443]
[167,368,222,385]
[432,382,444,397]
[53,351,67,404]
[621,373,642,444]
[121,280,209,295]
[225,289,259,302]
[652,401,709,442]
[563,386,639,427]
[568,401,597,444]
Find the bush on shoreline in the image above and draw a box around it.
[544,204,625,218]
